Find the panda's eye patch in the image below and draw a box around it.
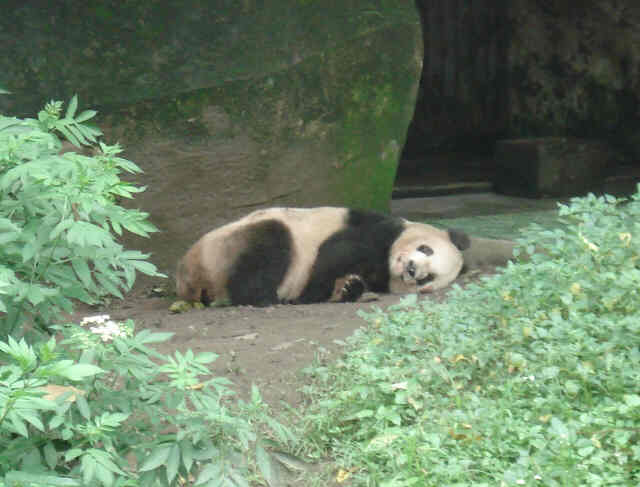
[417,244,434,256]
[417,274,435,285]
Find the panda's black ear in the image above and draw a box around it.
[447,229,470,251]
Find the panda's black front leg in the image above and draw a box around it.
[294,268,342,304]
[329,274,366,303]
[296,237,369,304]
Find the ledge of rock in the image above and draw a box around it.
[493,137,614,198]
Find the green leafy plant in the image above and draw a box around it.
[0,96,163,337]
[300,190,640,485]
[0,316,293,486]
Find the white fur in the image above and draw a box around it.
[178,207,349,302]
[388,222,464,293]
[177,207,466,304]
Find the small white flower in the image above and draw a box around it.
[88,319,126,342]
[81,314,111,326]
[391,381,408,391]
[535,474,542,481]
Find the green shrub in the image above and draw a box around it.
[0,316,293,486]
[0,94,293,487]
[0,97,163,337]
[301,190,640,486]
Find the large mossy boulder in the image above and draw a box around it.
[0,1,422,279]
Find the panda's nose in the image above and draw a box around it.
[407,260,416,278]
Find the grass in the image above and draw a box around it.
[298,193,640,486]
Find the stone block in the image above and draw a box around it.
[493,137,613,198]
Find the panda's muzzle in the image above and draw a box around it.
[407,260,417,278]
[407,260,435,286]
[416,274,435,286]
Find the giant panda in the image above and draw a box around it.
[176,207,478,307]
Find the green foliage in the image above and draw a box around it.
[0,96,292,485]
[0,96,163,337]
[0,316,294,486]
[301,190,640,485]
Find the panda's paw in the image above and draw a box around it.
[331,274,366,303]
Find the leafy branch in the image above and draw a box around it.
[0,96,164,337]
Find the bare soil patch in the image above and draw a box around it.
[85,270,490,411]
[94,289,398,409]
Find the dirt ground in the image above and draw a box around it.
[101,289,391,407]
[90,269,489,411]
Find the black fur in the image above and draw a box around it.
[344,208,391,228]
[227,219,292,306]
[337,275,366,302]
[296,210,405,303]
[447,229,470,251]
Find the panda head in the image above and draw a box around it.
[389,225,470,293]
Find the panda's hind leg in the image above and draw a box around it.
[226,219,293,306]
